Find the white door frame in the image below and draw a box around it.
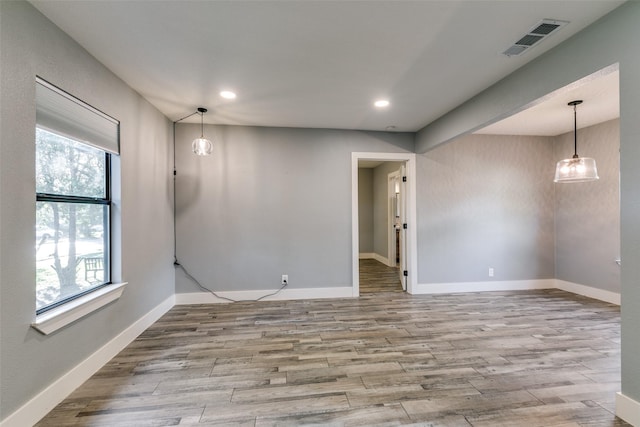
[352,152,417,296]
[387,170,401,269]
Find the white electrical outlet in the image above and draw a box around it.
[281,274,288,285]
[488,268,494,277]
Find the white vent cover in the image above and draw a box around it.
[502,19,569,57]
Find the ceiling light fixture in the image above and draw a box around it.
[374,100,390,108]
[554,100,598,183]
[192,107,213,156]
[220,90,236,99]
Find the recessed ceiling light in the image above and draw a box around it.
[374,100,390,108]
[220,91,237,99]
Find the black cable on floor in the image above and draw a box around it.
[174,262,287,303]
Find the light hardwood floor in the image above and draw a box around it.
[37,288,626,426]
[359,259,403,293]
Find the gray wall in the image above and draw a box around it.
[358,168,374,253]
[415,1,640,405]
[555,119,620,292]
[0,1,174,419]
[416,123,620,288]
[417,134,556,283]
[174,125,413,293]
[373,162,402,259]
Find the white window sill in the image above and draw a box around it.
[32,282,127,335]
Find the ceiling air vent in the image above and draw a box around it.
[502,19,569,57]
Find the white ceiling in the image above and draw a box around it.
[30,0,624,134]
[476,67,619,136]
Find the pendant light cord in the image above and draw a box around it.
[172,111,198,265]
[573,103,578,158]
[197,107,207,138]
[568,100,582,159]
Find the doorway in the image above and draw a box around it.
[357,163,404,293]
[351,152,417,297]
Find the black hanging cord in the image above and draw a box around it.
[172,110,198,265]
[172,109,287,303]
[568,100,582,159]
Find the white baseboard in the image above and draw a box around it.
[374,253,392,267]
[175,286,354,305]
[412,279,555,295]
[358,252,392,266]
[412,279,621,306]
[555,279,620,305]
[0,295,175,427]
[616,392,640,426]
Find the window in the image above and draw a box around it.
[35,78,119,314]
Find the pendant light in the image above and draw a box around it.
[192,107,213,156]
[554,100,598,183]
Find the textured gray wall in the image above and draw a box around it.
[0,2,174,419]
[373,162,403,259]
[417,134,556,283]
[555,119,620,292]
[174,125,414,293]
[358,168,374,253]
[415,1,640,404]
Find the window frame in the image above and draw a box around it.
[35,149,113,315]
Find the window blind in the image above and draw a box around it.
[36,78,120,155]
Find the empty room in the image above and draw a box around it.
[2,1,640,426]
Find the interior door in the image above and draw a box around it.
[398,164,407,290]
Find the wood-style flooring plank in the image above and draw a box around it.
[37,283,627,426]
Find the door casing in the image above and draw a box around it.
[352,152,417,296]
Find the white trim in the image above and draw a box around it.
[352,152,417,297]
[174,280,620,304]
[2,295,175,427]
[375,253,391,266]
[412,279,621,305]
[32,282,127,335]
[616,392,640,426]
[175,286,354,305]
[358,253,391,265]
[413,279,555,294]
[352,155,361,297]
[555,279,620,305]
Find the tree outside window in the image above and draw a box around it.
[36,128,110,311]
